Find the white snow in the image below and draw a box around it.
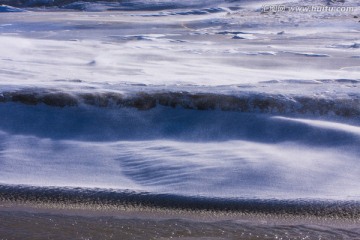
[0,0,360,201]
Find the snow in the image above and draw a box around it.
[0,0,360,201]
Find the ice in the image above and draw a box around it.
[0,5,26,12]
[0,0,360,202]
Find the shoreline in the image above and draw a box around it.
[1,192,360,228]
[2,204,359,240]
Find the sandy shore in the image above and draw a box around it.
[1,200,360,239]
[1,199,360,227]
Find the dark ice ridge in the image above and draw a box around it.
[1,89,359,118]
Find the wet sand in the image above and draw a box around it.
[1,199,360,240]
